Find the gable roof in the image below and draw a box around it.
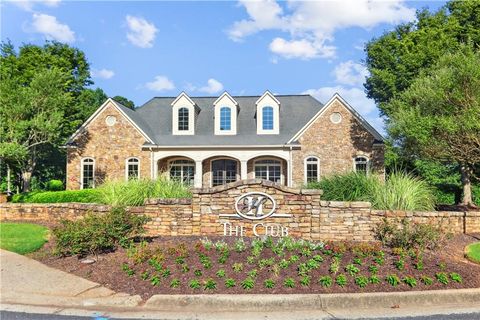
[66,98,155,145]
[288,93,384,144]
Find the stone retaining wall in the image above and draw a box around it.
[1,180,479,240]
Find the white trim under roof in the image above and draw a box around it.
[66,98,154,145]
[171,91,195,106]
[255,90,280,105]
[213,91,238,106]
[287,93,384,144]
[142,144,301,149]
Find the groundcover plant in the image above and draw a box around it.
[118,236,467,294]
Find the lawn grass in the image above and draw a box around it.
[0,223,49,254]
[465,242,480,264]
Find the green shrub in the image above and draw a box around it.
[97,178,191,206]
[52,206,149,256]
[307,172,376,202]
[371,172,435,211]
[46,179,64,191]
[11,189,102,203]
[374,218,449,250]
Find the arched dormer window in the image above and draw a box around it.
[262,106,274,130]
[178,107,189,131]
[220,107,231,131]
[214,92,238,135]
[256,90,280,134]
[354,156,369,174]
[171,92,195,135]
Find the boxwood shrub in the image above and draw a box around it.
[11,189,102,204]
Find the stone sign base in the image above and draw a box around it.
[1,180,479,241]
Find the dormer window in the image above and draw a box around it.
[220,107,231,131]
[262,106,274,130]
[172,92,196,135]
[256,90,280,135]
[214,92,238,135]
[178,107,189,131]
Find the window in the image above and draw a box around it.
[81,158,95,189]
[355,156,369,174]
[126,158,139,180]
[220,107,231,131]
[178,107,189,131]
[262,106,274,130]
[305,157,319,183]
[170,159,195,185]
[254,159,281,184]
[212,159,237,186]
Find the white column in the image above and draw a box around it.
[287,157,292,187]
[240,160,248,181]
[194,160,203,188]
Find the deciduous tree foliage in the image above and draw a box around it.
[387,49,480,205]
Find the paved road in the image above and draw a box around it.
[2,311,480,320]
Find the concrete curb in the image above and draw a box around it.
[143,288,480,311]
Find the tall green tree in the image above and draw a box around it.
[387,49,480,205]
[0,68,72,191]
[365,0,480,116]
[112,95,135,109]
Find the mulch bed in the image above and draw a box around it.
[30,233,480,301]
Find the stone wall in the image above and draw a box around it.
[2,180,479,240]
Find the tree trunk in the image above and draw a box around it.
[7,164,11,193]
[460,164,473,206]
[21,169,33,192]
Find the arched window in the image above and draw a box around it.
[178,107,189,131]
[170,159,195,185]
[354,156,369,174]
[254,159,282,183]
[220,107,231,131]
[305,157,319,183]
[81,158,95,189]
[212,159,237,186]
[262,106,274,130]
[126,158,140,180]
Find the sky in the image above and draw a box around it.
[1,0,447,133]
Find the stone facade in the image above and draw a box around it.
[291,99,385,186]
[66,101,151,190]
[2,180,479,240]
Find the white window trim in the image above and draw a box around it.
[304,156,320,184]
[214,92,238,135]
[172,92,195,135]
[353,155,370,174]
[210,157,239,187]
[168,157,195,185]
[253,157,284,185]
[256,91,280,135]
[125,157,140,181]
[80,157,95,189]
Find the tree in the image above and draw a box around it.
[112,95,135,109]
[0,68,72,191]
[364,0,480,117]
[387,49,480,205]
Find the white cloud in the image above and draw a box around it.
[31,13,75,43]
[269,37,335,60]
[91,68,115,80]
[303,86,383,133]
[14,0,61,11]
[198,79,224,94]
[186,78,224,95]
[303,86,376,116]
[126,15,158,48]
[145,75,175,91]
[333,60,368,86]
[229,0,415,60]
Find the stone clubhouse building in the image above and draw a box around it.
[65,91,384,190]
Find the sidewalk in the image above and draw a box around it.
[1,249,479,319]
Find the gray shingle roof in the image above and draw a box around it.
[132,95,324,146]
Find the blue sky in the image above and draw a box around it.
[1,0,446,133]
